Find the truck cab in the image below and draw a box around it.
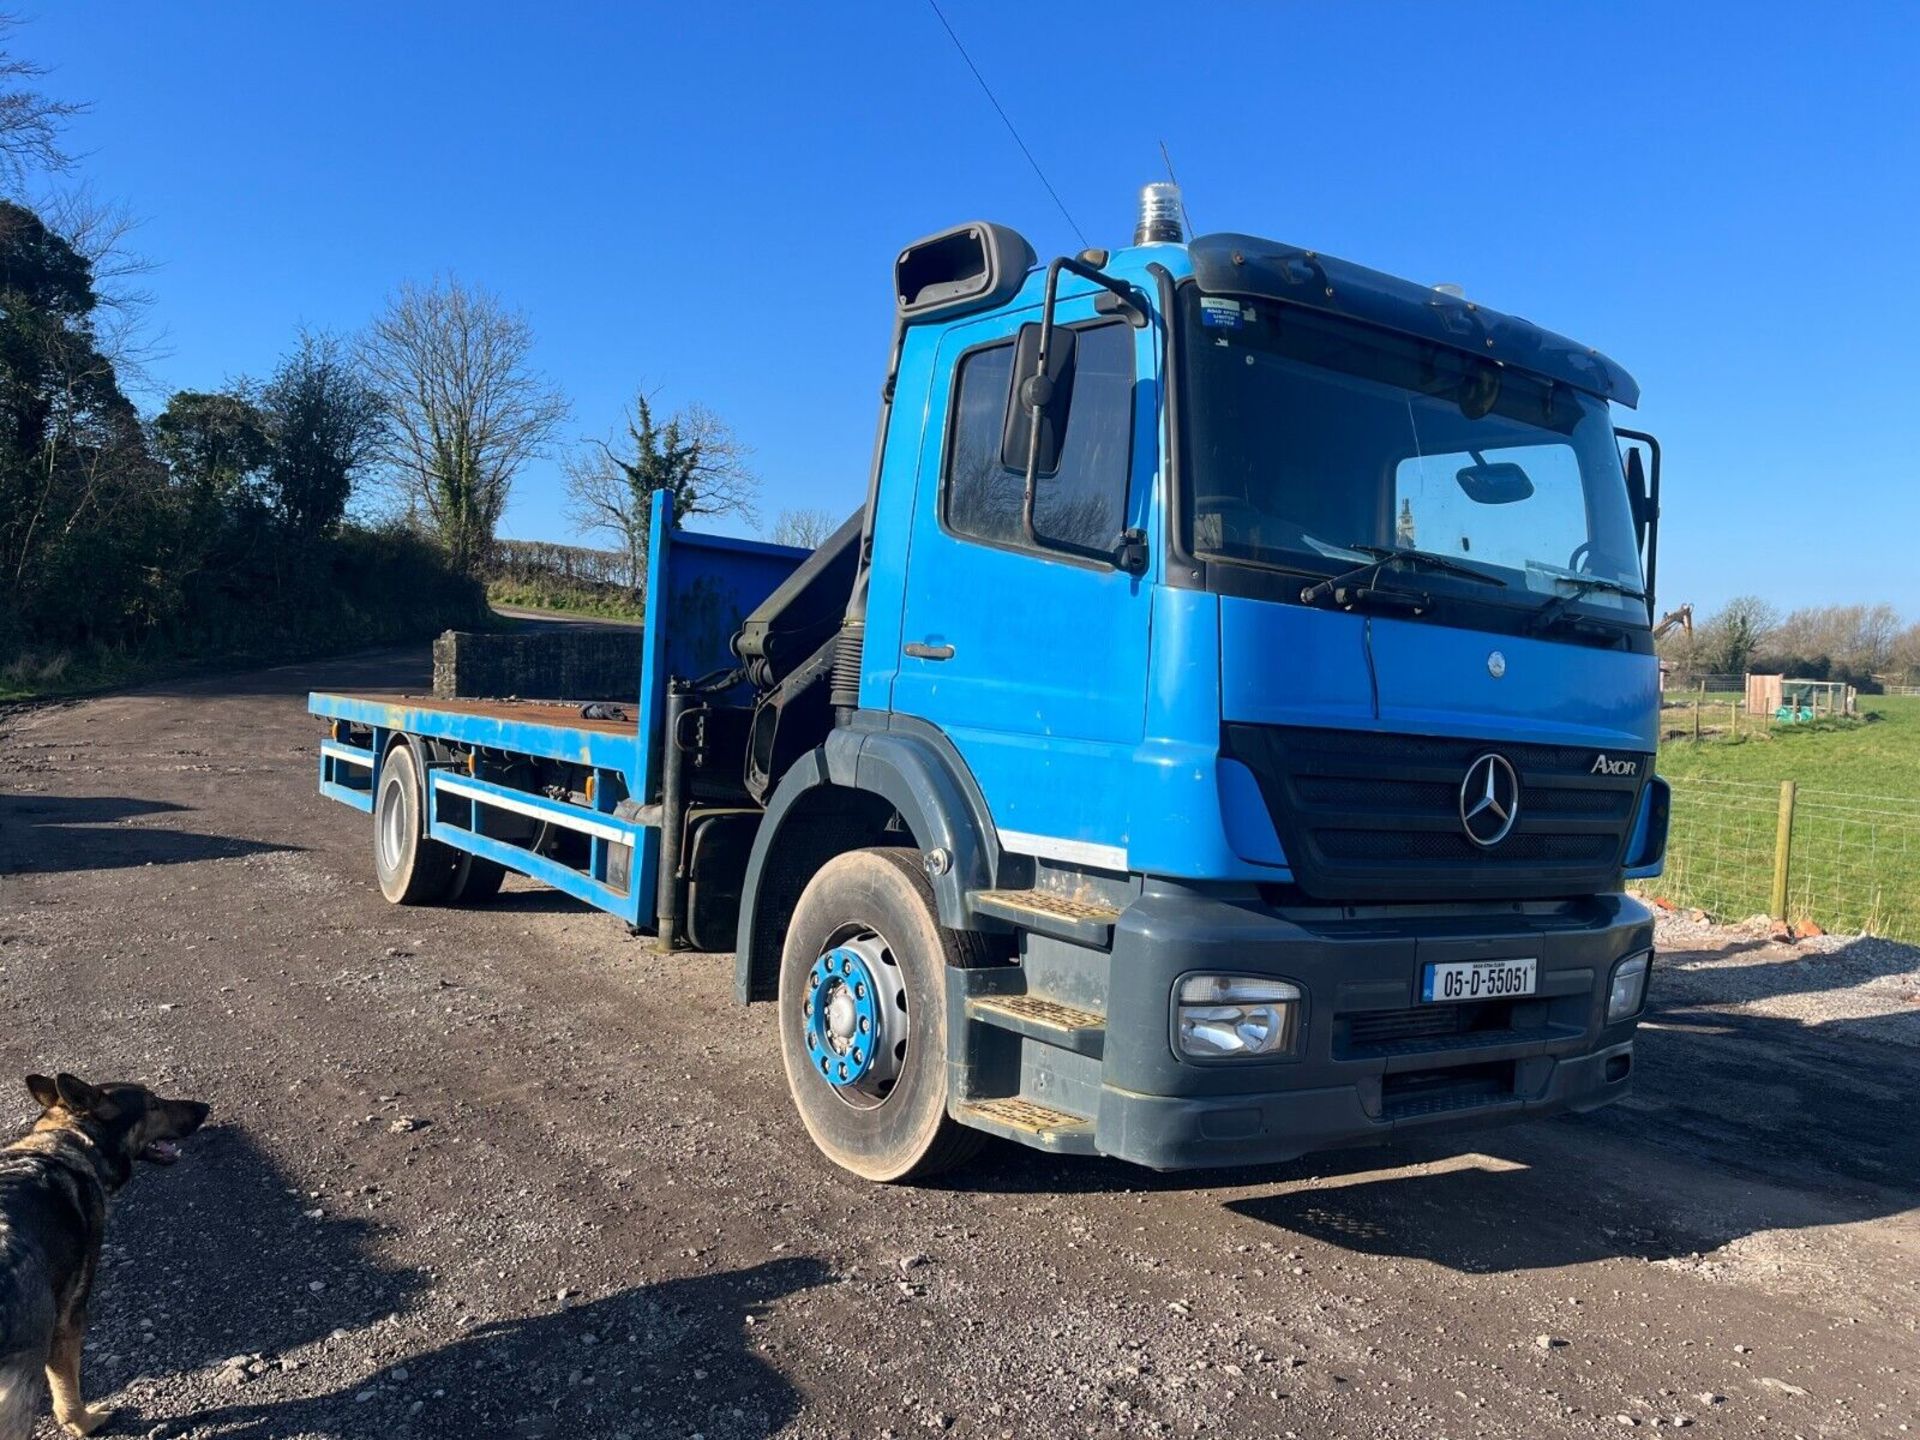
[312,188,1669,1182]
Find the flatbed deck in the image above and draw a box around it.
[318,692,638,735]
[309,689,642,769]
[309,509,815,933]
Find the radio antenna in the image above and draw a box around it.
[1158,139,1196,236]
[925,0,1089,249]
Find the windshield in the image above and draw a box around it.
[1176,286,1645,619]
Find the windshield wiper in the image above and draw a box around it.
[1331,543,1509,588]
[1526,575,1647,635]
[1299,544,1506,611]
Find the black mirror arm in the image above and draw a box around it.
[1022,255,1148,549]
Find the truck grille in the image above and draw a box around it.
[1341,1001,1513,1056]
[1223,724,1648,902]
[1380,1061,1516,1119]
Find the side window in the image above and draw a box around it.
[943,321,1133,555]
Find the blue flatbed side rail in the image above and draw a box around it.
[307,693,638,772]
[317,736,376,813]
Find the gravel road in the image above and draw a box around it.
[0,647,1914,1439]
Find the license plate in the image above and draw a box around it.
[1421,958,1537,1004]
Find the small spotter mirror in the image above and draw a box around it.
[1455,460,1534,505]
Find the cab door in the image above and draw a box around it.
[889,300,1154,870]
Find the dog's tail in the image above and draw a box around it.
[0,1354,45,1440]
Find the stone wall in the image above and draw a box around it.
[432,628,644,700]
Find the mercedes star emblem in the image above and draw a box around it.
[1460,753,1520,848]
[1487,650,1507,679]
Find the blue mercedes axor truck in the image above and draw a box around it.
[310,186,1670,1181]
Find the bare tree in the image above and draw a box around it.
[0,15,84,196]
[360,277,568,573]
[564,390,758,593]
[768,507,839,549]
[38,185,164,385]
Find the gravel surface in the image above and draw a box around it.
[0,648,1915,1439]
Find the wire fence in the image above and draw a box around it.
[1646,777,1920,941]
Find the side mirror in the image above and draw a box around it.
[999,321,1078,476]
[1623,445,1650,547]
[1616,428,1662,621]
[1455,460,1534,505]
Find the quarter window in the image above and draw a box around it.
[943,322,1133,555]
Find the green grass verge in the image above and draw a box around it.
[1649,695,1920,937]
[486,581,645,623]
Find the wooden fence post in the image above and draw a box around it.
[1770,780,1798,920]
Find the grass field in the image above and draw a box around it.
[1648,694,1920,937]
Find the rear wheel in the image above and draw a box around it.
[373,743,459,905]
[447,853,507,905]
[777,847,986,1182]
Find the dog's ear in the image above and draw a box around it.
[53,1073,115,1118]
[26,1074,59,1109]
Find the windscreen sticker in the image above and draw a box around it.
[1199,296,1244,329]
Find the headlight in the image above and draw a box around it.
[1607,952,1651,1022]
[1175,975,1302,1059]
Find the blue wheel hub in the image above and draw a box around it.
[804,945,883,1088]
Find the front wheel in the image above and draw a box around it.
[777,848,986,1182]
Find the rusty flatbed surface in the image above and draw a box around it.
[309,689,643,772]
[320,692,639,735]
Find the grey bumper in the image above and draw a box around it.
[1091,885,1653,1170]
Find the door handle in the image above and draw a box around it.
[903,642,955,661]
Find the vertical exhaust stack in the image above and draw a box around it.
[1133,182,1184,246]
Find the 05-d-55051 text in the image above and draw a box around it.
[1421,958,1538,1004]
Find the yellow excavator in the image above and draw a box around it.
[1653,603,1693,641]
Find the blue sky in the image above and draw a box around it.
[24,2,1920,616]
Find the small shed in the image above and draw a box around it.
[1745,673,1855,720]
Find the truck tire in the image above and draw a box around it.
[447,853,507,905]
[777,847,987,1182]
[373,743,459,905]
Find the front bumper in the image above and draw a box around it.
[1093,885,1652,1170]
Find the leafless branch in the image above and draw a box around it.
[0,15,85,196]
[38,184,166,388]
[768,507,839,549]
[563,387,760,592]
[359,276,569,572]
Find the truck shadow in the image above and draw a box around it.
[0,793,297,875]
[90,1125,827,1438]
[953,971,1916,1275]
[1223,991,1916,1272]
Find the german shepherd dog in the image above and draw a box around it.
[0,1074,208,1438]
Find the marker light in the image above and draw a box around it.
[1607,952,1651,1022]
[1176,975,1302,1059]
